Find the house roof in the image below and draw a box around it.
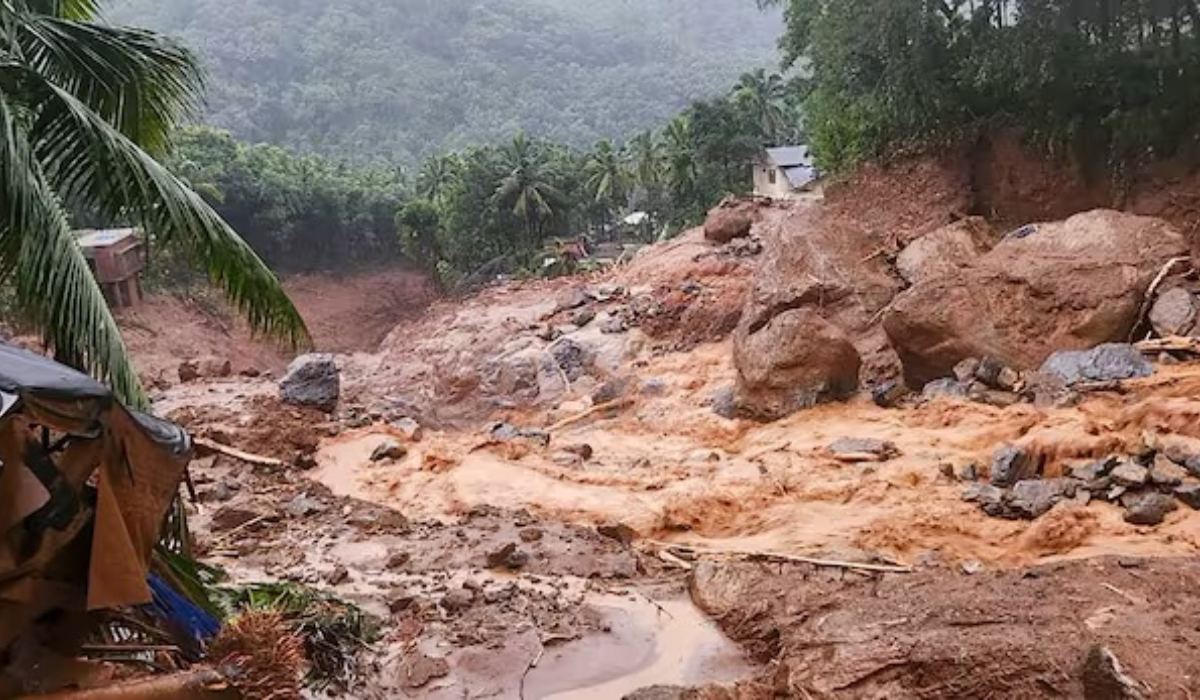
[765,146,812,168]
[76,228,138,250]
[782,165,818,189]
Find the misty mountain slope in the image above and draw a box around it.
[110,0,783,163]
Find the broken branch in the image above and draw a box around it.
[1129,256,1191,341]
[193,437,283,467]
[547,397,635,433]
[646,540,913,574]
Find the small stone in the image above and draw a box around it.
[597,522,637,546]
[600,316,628,334]
[371,439,408,462]
[555,287,589,312]
[388,596,415,614]
[1123,492,1177,526]
[391,418,424,442]
[386,551,411,569]
[990,445,1038,488]
[561,444,593,460]
[486,543,529,570]
[588,284,624,302]
[995,366,1021,392]
[484,584,517,604]
[711,386,737,419]
[285,495,324,518]
[962,483,1005,517]
[1107,485,1128,502]
[1149,287,1198,338]
[1081,645,1147,700]
[828,438,900,462]
[961,560,984,575]
[640,378,669,397]
[325,565,350,585]
[200,482,235,503]
[536,325,562,342]
[178,360,201,383]
[572,308,597,327]
[958,463,979,482]
[1009,479,1075,520]
[938,463,955,480]
[439,589,475,613]
[279,353,340,412]
[593,376,635,405]
[1070,458,1117,482]
[519,528,544,543]
[1149,454,1188,488]
[953,358,981,383]
[1174,483,1200,509]
[871,380,907,408]
[398,649,450,690]
[922,378,969,399]
[974,356,1005,387]
[1110,462,1149,488]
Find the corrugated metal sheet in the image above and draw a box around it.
[766,145,812,168]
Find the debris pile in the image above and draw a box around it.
[962,441,1200,526]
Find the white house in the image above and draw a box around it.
[753,146,818,199]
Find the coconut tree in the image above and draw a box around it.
[732,68,789,142]
[493,133,566,249]
[0,0,307,407]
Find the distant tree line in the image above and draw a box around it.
[167,70,805,284]
[759,0,1200,175]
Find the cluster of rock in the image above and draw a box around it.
[720,206,1193,420]
[963,442,1200,526]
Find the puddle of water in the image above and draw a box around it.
[523,594,755,699]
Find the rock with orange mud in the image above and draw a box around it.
[703,199,759,244]
[732,308,862,420]
[895,216,998,286]
[731,204,901,418]
[689,557,1200,699]
[885,210,1191,387]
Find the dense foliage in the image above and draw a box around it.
[167,127,405,274]
[110,0,783,164]
[761,0,1200,174]
[169,72,803,283]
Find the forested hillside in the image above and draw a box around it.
[110,0,783,164]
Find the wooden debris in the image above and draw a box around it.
[1129,257,1192,341]
[193,437,283,467]
[645,540,913,574]
[1136,336,1200,355]
[547,397,635,433]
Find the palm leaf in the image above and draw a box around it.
[19,67,309,350]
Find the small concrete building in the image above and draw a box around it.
[76,228,146,308]
[753,146,818,199]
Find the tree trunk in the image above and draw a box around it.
[18,670,242,700]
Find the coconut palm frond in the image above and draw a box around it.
[20,68,309,350]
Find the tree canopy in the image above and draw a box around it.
[109,0,784,164]
[760,0,1200,173]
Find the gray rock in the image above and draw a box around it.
[623,688,688,700]
[592,375,636,405]
[555,287,589,312]
[959,463,979,482]
[1110,462,1149,487]
[1009,479,1076,519]
[600,315,628,334]
[1149,287,1198,338]
[439,589,475,613]
[549,339,587,381]
[962,483,1005,516]
[279,354,340,412]
[1082,645,1147,700]
[371,439,407,462]
[640,378,669,397]
[828,437,900,461]
[711,386,737,419]
[1040,344,1153,387]
[1070,458,1117,482]
[871,380,907,408]
[922,378,969,400]
[990,445,1038,488]
[1148,455,1188,488]
[391,417,424,442]
[588,284,624,302]
[953,358,981,383]
[285,495,325,518]
[490,423,550,446]
[1174,483,1200,509]
[572,308,597,327]
[1123,492,1177,526]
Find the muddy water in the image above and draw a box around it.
[524,595,755,699]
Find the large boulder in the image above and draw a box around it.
[731,205,901,419]
[280,353,340,412]
[733,307,862,420]
[703,208,752,244]
[884,210,1189,387]
[895,217,996,286]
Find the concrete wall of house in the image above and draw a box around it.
[752,164,795,199]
